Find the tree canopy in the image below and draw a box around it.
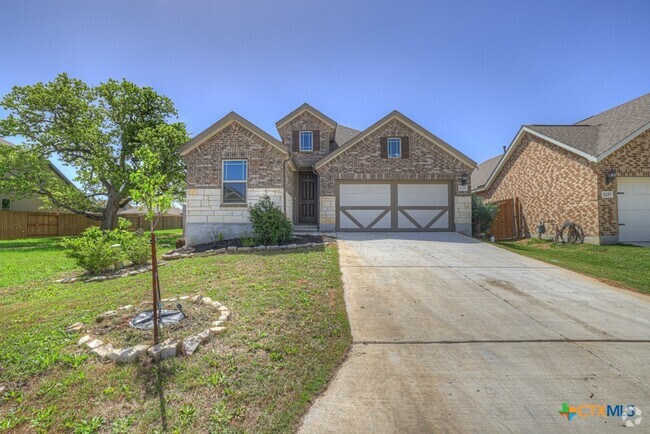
[0,73,188,229]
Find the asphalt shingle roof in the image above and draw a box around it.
[526,93,650,157]
[471,154,502,190]
[333,125,360,149]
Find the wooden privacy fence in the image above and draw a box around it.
[0,211,100,240]
[490,198,522,240]
[120,215,183,231]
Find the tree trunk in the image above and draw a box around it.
[101,195,121,230]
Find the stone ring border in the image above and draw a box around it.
[70,294,231,363]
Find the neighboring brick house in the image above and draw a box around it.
[180,104,476,246]
[473,93,650,244]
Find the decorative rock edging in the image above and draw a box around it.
[56,262,168,284]
[162,241,336,261]
[70,294,231,363]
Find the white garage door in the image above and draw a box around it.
[337,181,452,231]
[618,177,650,242]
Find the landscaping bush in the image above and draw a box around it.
[471,194,499,236]
[63,218,152,273]
[249,195,293,245]
[62,226,122,274]
[118,228,151,265]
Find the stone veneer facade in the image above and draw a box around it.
[183,122,292,245]
[183,109,475,245]
[478,129,650,244]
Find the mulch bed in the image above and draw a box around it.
[174,234,336,255]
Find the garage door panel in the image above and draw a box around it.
[337,181,452,232]
[345,209,390,227]
[339,211,358,229]
[398,184,448,206]
[619,180,650,194]
[618,195,650,212]
[620,210,650,225]
[618,177,650,242]
[397,209,449,229]
[339,184,390,206]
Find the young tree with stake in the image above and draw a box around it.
[129,125,186,344]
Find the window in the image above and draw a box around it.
[388,138,401,158]
[222,160,247,204]
[300,131,313,152]
[1,198,9,211]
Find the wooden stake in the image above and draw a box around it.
[151,230,159,344]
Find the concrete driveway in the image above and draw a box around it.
[299,233,650,433]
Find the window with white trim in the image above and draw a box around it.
[300,131,313,152]
[222,160,247,204]
[1,198,10,211]
[388,138,401,158]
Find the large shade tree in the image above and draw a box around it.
[0,73,188,229]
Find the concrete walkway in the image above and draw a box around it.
[299,233,650,433]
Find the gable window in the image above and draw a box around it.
[387,138,401,158]
[300,131,313,152]
[222,160,247,204]
[1,198,10,211]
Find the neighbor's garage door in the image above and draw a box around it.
[618,177,650,242]
[336,181,452,231]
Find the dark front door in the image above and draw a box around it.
[298,172,317,223]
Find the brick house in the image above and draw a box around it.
[473,94,650,244]
[180,104,476,246]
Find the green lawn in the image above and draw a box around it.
[0,241,350,433]
[0,229,182,288]
[497,238,650,295]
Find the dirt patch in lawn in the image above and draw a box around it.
[90,301,219,348]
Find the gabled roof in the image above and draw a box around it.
[0,137,76,187]
[476,93,650,193]
[315,110,476,170]
[275,103,337,129]
[180,112,288,156]
[471,154,502,191]
[526,93,650,160]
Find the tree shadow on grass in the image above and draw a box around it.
[138,359,170,431]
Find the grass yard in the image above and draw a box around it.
[497,238,650,295]
[0,241,350,432]
[0,229,182,288]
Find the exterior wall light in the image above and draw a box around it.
[461,173,468,185]
[605,168,617,185]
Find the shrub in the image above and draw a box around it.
[119,231,151,265]
[471,194,499,236]
[113,219,150,265]
[63,226,122,274]
[249,195,293,245]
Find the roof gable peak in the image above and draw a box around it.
[275,103,337,129]
[180,111,287,156]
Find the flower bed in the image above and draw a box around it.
[163,234,336,260]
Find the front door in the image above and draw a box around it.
[298,172,317,223]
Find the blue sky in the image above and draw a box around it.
[2,0,649,182]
